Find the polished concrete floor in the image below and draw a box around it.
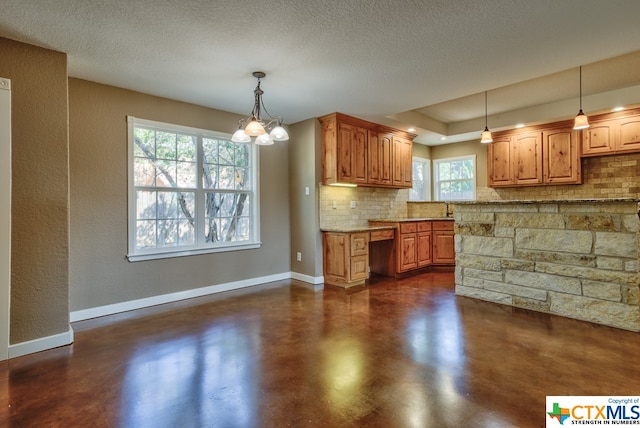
[1,271,639,427]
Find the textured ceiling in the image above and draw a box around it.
[1,0,640,145]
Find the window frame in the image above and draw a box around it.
[127,116,260,262]
[409,156,432,201]
[433,154,476,201]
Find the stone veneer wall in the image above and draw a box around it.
[319,185,409,229]
[455,200,640,331]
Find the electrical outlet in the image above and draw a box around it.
[296,252,302,262]
[332,201,337,209]
[305,186,310,196]
[350,200,357,209]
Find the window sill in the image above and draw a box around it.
[127,242,262,262]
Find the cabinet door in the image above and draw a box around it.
[392,135,412,188]
[379,133,393,186]
[398,233,417,271]
[352,126,368,183]
[543,127,581,184]
[417,231,432,267]
[350,255,369,281]
[488,136,513,187]
[337,122,367,184]
[512,132,542,185]
[432,231,455,265]
[367,130,380,185]
[323,233,347,280]
[321,119,338,184]
[582,122,615,156]
[617,117,640,152]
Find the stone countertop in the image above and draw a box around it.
[454,198,640,204]
[320,225,395,233]
[368,217,454,222]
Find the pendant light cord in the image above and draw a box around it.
[485,91,488,127]
[579,66,583,111]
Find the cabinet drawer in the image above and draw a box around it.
[400,222,416,234]
[432,220,454,231]
[417,221,432,232]
[370,229,394,241]
[350,232,369,256]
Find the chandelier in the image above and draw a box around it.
[231,71,289,145]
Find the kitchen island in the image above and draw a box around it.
[454,199,640,331]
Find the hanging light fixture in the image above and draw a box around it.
[231,71,289,145]
[480,91,493,143]
[573,66,590,130]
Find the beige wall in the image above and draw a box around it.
[430,139,488,189]
[288,119,323,278]
[0,37,70,344]
[69,78,291,311]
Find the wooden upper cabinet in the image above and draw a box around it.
[337,122,367,184]
[379,133,393,186]
[368,131,393,186]
[319,112,414,188]
[512,131,542,185]
[543,127,581,184]
[367,130,380,185]
[618,116,640,152]
[582,122,614,156]
[582,108,640,157]
[488,120,581,187]
[487,136,513,186]
[392,135,412,188]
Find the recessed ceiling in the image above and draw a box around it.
[1,0,639,145]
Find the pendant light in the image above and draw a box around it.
[480,91,493,143]
[231,71,290,145]
[573,66,590,130]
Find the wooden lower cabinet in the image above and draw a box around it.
[417,231,432,267]
[432,220,455,265]
[323,231,370,287]
[369,219,454,275]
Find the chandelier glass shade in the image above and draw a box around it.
[231,71,289,145]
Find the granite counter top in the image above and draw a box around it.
[368,217,454,222]
[320,225,395,233]
[454,198,640,204]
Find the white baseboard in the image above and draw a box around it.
[9,328,74,359]
[70,271,324,323]
[291,271,324,285]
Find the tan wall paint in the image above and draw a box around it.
[69,78,291,311]
[288,119,323,278]
[0,37,70,344]
[412,143,431,159]
[430,139,488,189]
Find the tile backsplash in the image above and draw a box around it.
[319,185,409,229]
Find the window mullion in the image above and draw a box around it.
[195,135,205,246]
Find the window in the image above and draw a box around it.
[409,157,431,201]
[127,117,259,261]
[433,155,476,201]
